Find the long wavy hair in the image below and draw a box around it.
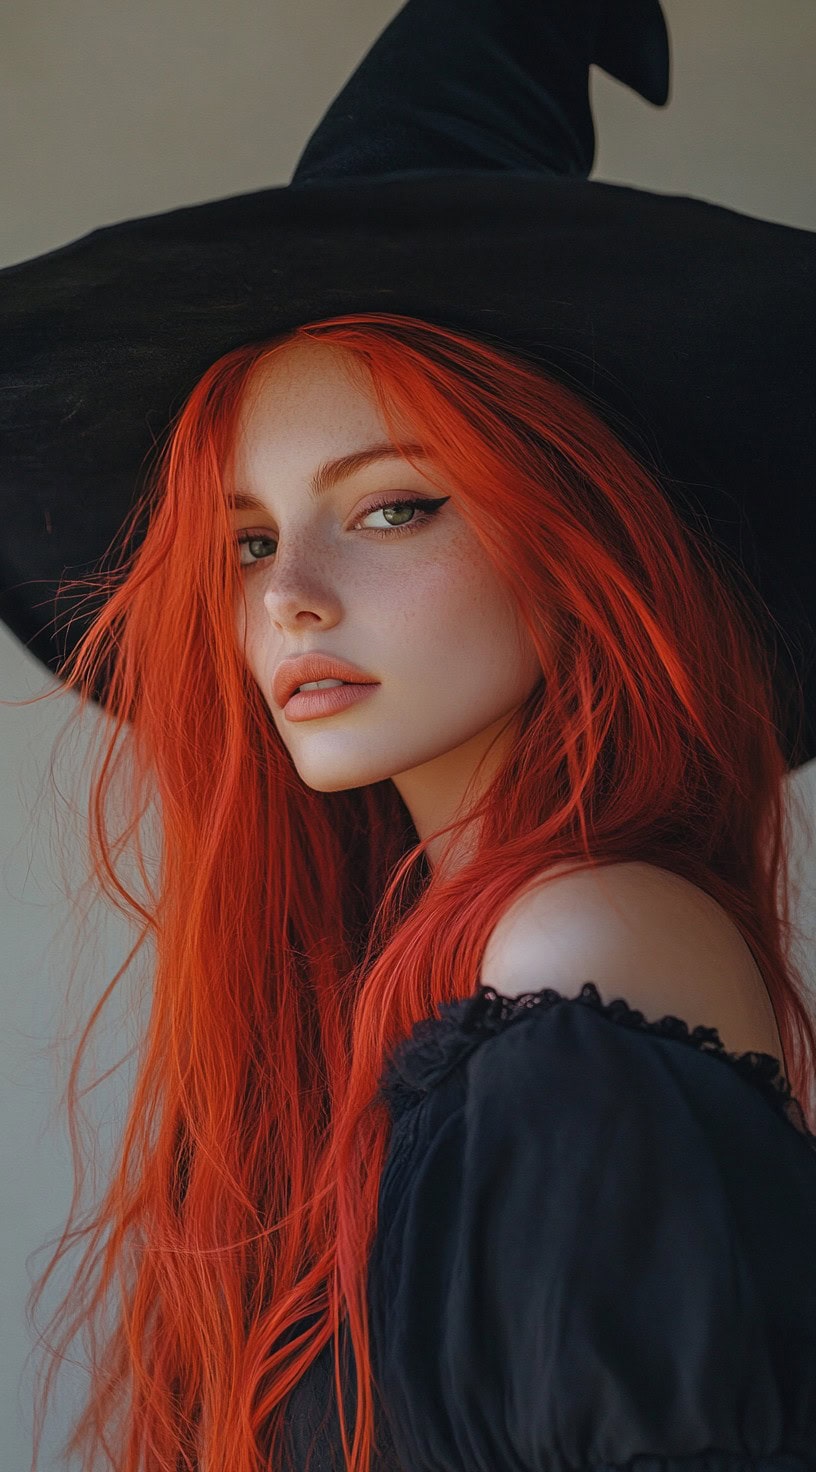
[12,313,816,1472]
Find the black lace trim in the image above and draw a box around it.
[377,980,816,1147]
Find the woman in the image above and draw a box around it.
[2,3,816,1471]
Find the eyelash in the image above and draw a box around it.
[235,494,450,571]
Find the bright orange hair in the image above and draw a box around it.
[10,313,815,1472]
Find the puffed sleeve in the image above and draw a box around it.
[368,983,816,1472]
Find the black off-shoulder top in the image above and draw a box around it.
[279,982,816,1472]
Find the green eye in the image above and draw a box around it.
[235,495,449,571]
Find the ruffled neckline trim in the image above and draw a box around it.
[377,980,816,1146]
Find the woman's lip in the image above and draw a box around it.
[273,660,378,708]
[283,681,380,722]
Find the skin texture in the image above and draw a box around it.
[231,339,543,876]
[479,859,786,1063]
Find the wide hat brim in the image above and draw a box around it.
[1,1,814,769]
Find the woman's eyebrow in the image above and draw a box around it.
[228,441,428,512]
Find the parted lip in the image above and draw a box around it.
[273,653,379,708]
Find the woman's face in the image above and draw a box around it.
[230,339,542,868]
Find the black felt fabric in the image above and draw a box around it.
[0,0,814,763]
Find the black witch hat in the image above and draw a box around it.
[1,0,814,767]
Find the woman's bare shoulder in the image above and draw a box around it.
[478,861,785,1066]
